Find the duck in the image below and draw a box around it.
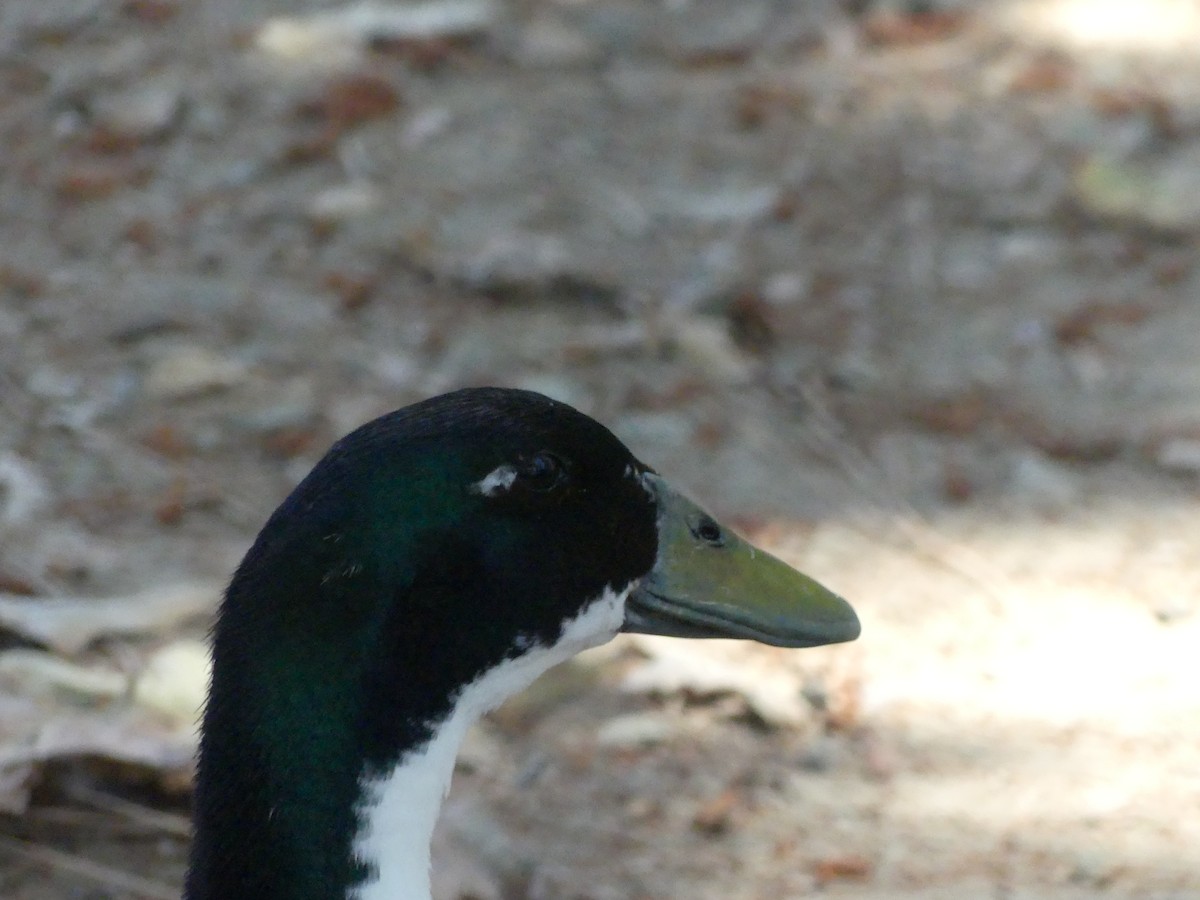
[185,387,859,900]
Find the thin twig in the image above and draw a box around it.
[66,782,192,839]
[787,378,1011,615]
[25,806,147,833]
[0,833,179,900]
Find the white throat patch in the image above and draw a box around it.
[350,583,634,900]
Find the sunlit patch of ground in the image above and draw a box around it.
[1001,0,1200,55]
[756,488,1200,898]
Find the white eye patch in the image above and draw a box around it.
[472,464,518,497]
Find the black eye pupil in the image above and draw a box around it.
[524,452,562,490]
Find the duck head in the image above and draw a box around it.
[187,387,859,900]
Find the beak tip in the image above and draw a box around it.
[831,600,862,644]
[785,594,860,647]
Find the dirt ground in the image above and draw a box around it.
[1,0,1199,897]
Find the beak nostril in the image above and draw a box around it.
[629,475,859,648]
[692,515,724,546]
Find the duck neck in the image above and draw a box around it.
[186,639,494,900]
[186,563,467,900]
[185,634,399,900]
[352,711,474,900]
[188,582,633,900]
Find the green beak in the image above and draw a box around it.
[623,475,860,648]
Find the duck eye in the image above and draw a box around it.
[521,452,565,491]
[693,516,724,546]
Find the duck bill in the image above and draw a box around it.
[623,475,860,649]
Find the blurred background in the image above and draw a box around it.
[1,0,1198,897]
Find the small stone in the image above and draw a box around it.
[372,353,421,389]
[133,639,211,725]
[1153,597,1195,624]
[27,366,82,400]
[1073,153,1200,232]
[660,185,782,225]
[595,713,676,748]
[1068,844,1115,887]
[307,181,380,224]
[762,271,809,305]
[255,19,364,67]
[463,231,571,290]
[145,346,246,400]
[660,1,770,64]
[1155,438,1200,474]
[232,384,319,434]
[401,106,452,148]
[1063,345,1111,392]
[674,319,753,385]
[1009,450,1079,508]
[92,80,184,142]
[256,0,498,66]
[515,21,602,69]
[0,455,49,526]
[797,741,834,773]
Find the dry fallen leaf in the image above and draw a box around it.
[621,634,813,727]
[1008,54,1073,94]
[298,74,402,132]
[0,650,126,704]
[1053,300,1154,346]
[692,787,742,835]
[122,0,179,24]
[0,639,209,811]
[862,11,969,46]
[0,582,219,654]
[0,679,197,813]
[813,853,872,885]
